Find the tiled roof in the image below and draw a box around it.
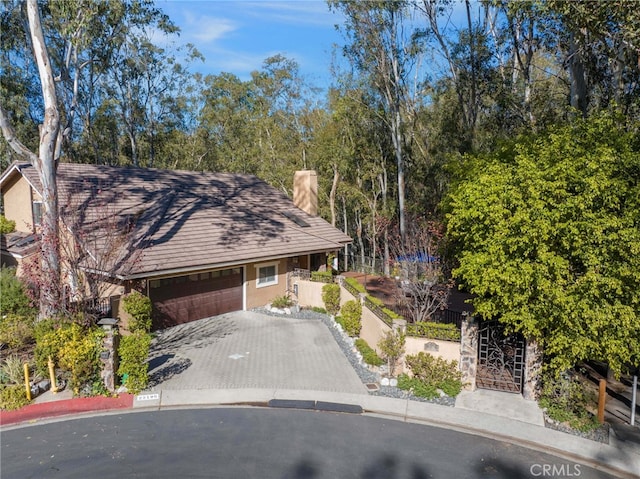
[14,162,351,278]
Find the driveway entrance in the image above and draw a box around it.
[146,311,368,395]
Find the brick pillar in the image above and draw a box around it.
[460,314,478,391]
[523,338,542,400]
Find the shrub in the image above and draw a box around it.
[123,291,153,333]
[0,267,36,317]
[402,352,463,398]
[538,371,600,432]
[344,277,365,293]
[377,330,406,375]
[0,215,15,234]
[0,384,31,410]
[397,373,439,399]
[340,300,362,337]
[57,323,104,395]
[118,331,151,394]
[33,319,73,376]
[0,355,25,385]
[310,306,327,314]
[322,283,341,315]
[271,294,293,308]
[355,338,384,366]
[311,270,334,283]
[0,313,35,350]
[405,321,461,341]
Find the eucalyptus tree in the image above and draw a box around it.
[330,0,423,245]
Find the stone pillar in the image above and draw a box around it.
[523,338,542,400]
[460,314,478,391]
[98,318,119,393]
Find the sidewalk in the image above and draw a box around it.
[2,386,638,478]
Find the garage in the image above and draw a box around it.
[149,268,243,329]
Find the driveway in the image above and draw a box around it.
[146,310,368,395]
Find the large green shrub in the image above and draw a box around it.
[402,352,463,398]
[405,322,461,341]
[355,338,384,366]
[321,283,341,315]
[0,384,31,410]
[0,267,36,317]
[311,271,333,283]
[339,300,362,337]
[118,331,151,394]
[538,372,600,432]
[123,291,152,333]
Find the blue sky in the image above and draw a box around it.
[155,1,345,89]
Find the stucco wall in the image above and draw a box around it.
[2,175,37,233]
[405,336,461,364]
[292,278,351,310]
[245,259,288,309]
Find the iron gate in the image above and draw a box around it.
[477,320,525,393]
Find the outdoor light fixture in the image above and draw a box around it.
[97,317,118,332]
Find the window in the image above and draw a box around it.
[32,201,43,226]
[256,263,278,288]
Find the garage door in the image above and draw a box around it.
[149,268,243,329]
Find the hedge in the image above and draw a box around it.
[405,321,461,341]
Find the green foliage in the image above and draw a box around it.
[123,291,153,333]
[344,277,365,293]
[0,267,36,317]
[539,372,600,432]
[0,314,35,349]
[321,283,341,315]
[397,373,439,399]
[0,384,31,410]
[365,295,402,321]
[355,338,384,366]
[447,114,640,376]
[0,355,25,385]
[117,331,151,394]
[33,319,72,376]
[310,306,327,314]
[405,322,461,341]
[339,300,362,337]
[403,352,463,397]
[377,329,406,375]
[0,215,16,234]
[311,271,334,283]
[271,294,293,308]
[57,323,105,396]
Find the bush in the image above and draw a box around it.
[123,291,153,333]
[0,314,35,350]
[118,331,151,394]
[339,300,362,337]
[0,215,15,234]
[355,339,384,366]
[402,352,463,398]
[0,267,36,317]
[397,373,439,399]
[271,295,293,308]
[377,330,406,375]
[405,321,461,341]
[539,371,600,432]
[322,283,341,315]
[311,271,334,283]
[0,384,31,410]
[33,319,73,376]
[344,277,365,293]
[57,323,104,395]
[310,306,327,314]
[0,355,25,385]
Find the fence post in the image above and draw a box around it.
[460,313,478,391]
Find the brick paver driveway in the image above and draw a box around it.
[146,310,368,394]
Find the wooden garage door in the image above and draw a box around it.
[149,268,243,329]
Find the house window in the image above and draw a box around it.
[32,201,43,226]
[256,263,278,288]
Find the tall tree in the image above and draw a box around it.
[0,0,61,318]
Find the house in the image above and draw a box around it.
[0,162,351,329]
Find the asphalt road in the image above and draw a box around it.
[1,407,619,479]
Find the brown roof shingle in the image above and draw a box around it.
[15,162,351,278]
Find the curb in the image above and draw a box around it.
[0,394,134,427]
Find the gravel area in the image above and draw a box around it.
[253,306,456,407]
[543,416,610,443]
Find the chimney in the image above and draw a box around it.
[293,170,318,216]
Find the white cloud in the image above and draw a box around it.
[182,13,238,43]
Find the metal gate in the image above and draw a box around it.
[477,320,525,393]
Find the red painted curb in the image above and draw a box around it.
[0,394,134,426]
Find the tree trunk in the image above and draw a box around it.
[27,0,61,318]
[329,164,339,227]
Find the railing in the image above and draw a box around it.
[363,295,394,327]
